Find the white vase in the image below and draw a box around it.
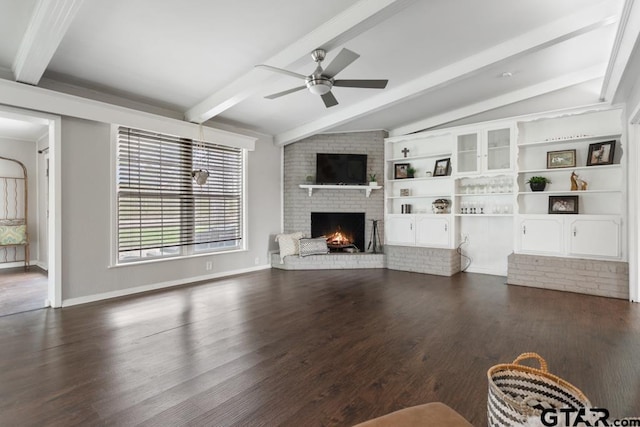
[369,181,378,186]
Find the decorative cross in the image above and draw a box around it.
[401,147,410,158]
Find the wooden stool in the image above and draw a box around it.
[352,402,473,427]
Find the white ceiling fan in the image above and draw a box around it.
[256,48,388,108]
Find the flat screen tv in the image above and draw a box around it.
[316,153,367,185]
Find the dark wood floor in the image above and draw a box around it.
[0,269,638,426]
[0,266,48,317]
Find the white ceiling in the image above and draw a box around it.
[0,116,47,142]
[0,0,632,144]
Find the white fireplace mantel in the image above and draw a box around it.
[299,184,383,198]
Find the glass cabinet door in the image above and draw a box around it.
[486,128,511,171]
[456,133,479,174]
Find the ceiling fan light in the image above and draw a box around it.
[306,77,332,95]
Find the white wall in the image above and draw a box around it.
[60,117,281,303]
[0,137,37,265]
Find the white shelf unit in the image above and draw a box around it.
[382,106,627,272]
[299,184,382,197]
[516,143,623,215]
[515,107,625,260]
[384,132,455,248]
[384,132,453,216]
[454,174,516,216]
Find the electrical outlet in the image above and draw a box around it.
[254,257,260,265]
[461,233,469,243]
[205,261,213,271]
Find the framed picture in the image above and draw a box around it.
[548,195,579,214]
[547,149,576,169]
[433,158,451,177]
[587,140,615,166]
[394,163,410,179]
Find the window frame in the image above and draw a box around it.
[110,125,247,267]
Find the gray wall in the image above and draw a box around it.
[60,117,281,301]
[283,131,385,251]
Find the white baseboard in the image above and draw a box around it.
[62,264,271,307]
[0,259,37,269]
[34,261,48,271]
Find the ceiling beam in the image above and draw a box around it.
[184,0,415,123]
[389,66,606,136]
[0,78,257,150]
[273,2,617,145]
[601,0,640,102]
[12,0,85,85]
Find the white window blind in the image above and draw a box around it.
[117,127,243,262]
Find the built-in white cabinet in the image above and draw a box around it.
[383,106,626,271]
[516,214,621,259]
[385,214,415,246]
[516,216,564,255]
[385,214,452,248]
[567,216,621,258]
[513,108,625,262]
[384,132,455,249]
[415,215,451,247]
[454,126,514,175]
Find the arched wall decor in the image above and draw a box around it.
[0,156,29,269]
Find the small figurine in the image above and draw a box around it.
[570,172,588,191]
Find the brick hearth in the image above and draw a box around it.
[271,252,385,270]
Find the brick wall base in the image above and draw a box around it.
[385,245,461,277]
[507,253,629,299]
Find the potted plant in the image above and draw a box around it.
[368,173,378,186]
[407,166,416,178]
[526,176,551,192]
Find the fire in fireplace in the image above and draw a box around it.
[311,212,365,252]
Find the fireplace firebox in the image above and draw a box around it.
[311,212,365,252]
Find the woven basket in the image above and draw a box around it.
[487,352,591,427]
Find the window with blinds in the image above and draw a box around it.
[117,126,244,263]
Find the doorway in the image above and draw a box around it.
[0,106,61,309]
[630,121,640,303]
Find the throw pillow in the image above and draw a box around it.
[0,225,27,245]
[275,232,304,262]
[299,237,329,257]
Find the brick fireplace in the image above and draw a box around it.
[282,131,386,248]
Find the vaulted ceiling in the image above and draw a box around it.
[0,0,636,144]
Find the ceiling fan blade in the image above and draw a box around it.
[321,91,339,108]
[255,64,307,80]
[333,79,389,89]
[322,48,360,78]
[265,85,307,99]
